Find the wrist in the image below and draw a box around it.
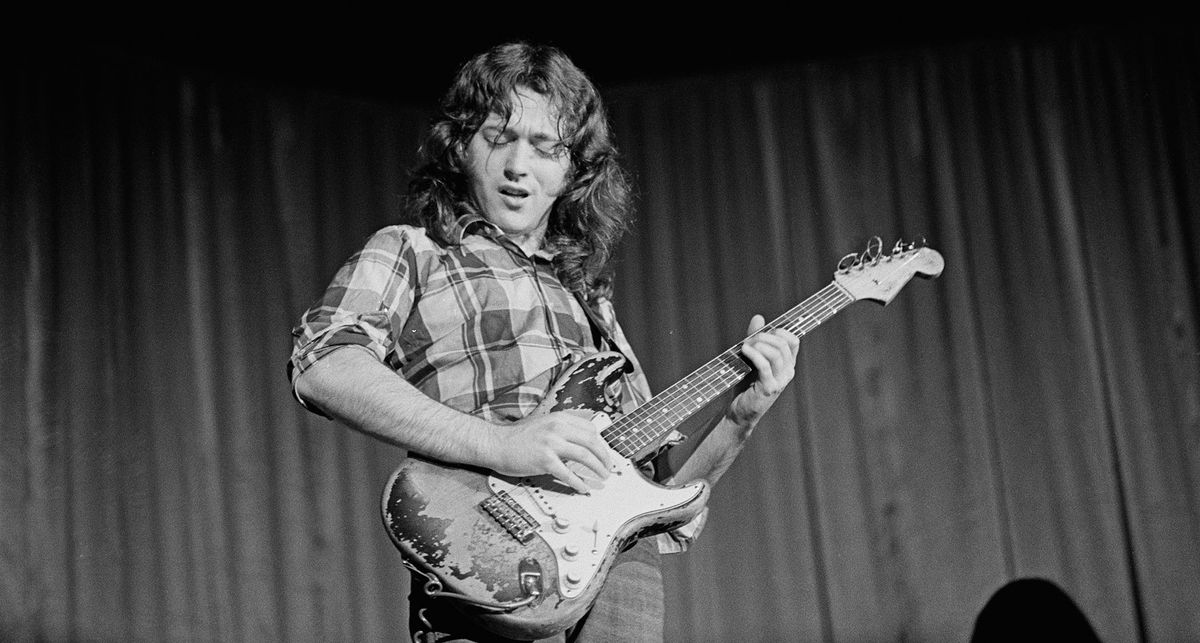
[724,400,760,430]
[464,420,503,471]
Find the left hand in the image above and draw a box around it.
[728,314,800,426]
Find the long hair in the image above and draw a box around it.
[405,41,632,303]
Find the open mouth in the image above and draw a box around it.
[499,185,529,198]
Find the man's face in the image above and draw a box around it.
[465,88,571,247]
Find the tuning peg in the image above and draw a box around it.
[892,239,906,255]
[837,252,859,272]
[865,236,883,264]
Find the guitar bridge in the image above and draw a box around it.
[481,490,539,543]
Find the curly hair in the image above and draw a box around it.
[404,41,633,304]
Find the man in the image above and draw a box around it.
[288,41,799,642]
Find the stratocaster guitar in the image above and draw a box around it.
[381,237,944,639]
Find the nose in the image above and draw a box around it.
[502,140,532,179]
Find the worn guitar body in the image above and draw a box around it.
[381,352,710,640]
[381,239,944,640]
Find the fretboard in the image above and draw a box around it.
[602,282,855,459]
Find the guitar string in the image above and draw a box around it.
[602,290,845,456]
[603,283,845,444]
[601,282,854,457]
[601,251,932,454]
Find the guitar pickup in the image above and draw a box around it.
[481,491,539,543]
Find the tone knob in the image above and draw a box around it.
[565,571,583,586]
[562,544,580,560]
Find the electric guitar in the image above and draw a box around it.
[381,238,944,639]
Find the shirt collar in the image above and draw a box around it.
[454,213,558,261]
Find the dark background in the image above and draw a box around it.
[5,13,1198,643]
[18,14,1152,106]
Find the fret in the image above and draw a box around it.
[603,283,855,459]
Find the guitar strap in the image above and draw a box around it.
[573,291,680,472]
[573,291,635,374]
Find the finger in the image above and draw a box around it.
[762,339,797,388]
[748,330,800,371]
[546,458,594,495]
[775,328,800,356]
[748,334,792,368]
[740,342,780,393]
[746,331,789,357]
[746,317,801,367]
[558,442,612,482]
[559,413,616,473]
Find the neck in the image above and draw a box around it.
[509,231,545,256]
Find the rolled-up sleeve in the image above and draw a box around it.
[655,508,708,554]
[288,226,420,413]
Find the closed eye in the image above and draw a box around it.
[483,129,515,147]
[533,140,568,158]
[479,126,568,158]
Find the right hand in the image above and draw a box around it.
[483,412,615,494]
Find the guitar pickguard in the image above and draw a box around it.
[486,412,701,599]
[482,353,702,598]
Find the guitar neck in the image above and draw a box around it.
[602,281,855,460]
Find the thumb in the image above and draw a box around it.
[746,314,766,335]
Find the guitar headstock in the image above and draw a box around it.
[833,236,944,305]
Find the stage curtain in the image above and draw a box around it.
[3,25,1197,642]
[1,60,428,641]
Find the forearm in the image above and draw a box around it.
[669,318,799,488]
[293,346,498,469]
[667,410,758,488]
[293,346,615,493]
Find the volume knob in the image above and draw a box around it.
[552,516,571,533]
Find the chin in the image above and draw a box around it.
[486,210,546,238]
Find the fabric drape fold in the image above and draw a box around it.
[3,26,1197,642]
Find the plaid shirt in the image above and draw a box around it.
[289,216,651,420]
[288,216,703,552]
